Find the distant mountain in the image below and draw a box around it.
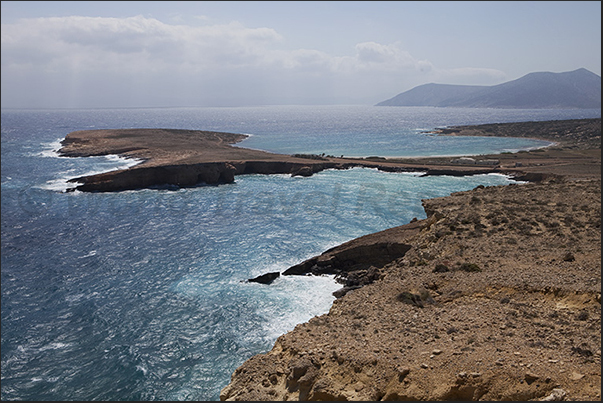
[376,68,601,109]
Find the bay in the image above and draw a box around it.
[1,105,600,400]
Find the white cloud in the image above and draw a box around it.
[1,15,509,107]
[1,15,284,74]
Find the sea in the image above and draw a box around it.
[1,105,600,401]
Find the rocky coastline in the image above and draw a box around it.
[57,119,601,400]
[57,121,600,193]
[219,118,601,401]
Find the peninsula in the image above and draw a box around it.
[59,119,600,192]
[219,118,601,401]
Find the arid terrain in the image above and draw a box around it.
[57,119,601,400]
[58,119,600,192]
[220,119,601,401]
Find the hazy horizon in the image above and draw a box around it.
[1,1,601,109]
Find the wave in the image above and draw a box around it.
[36,154,143,192]
[36,138,64,158]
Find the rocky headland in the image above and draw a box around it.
[57,119,601,400]
[220,118,601,401]
[58,128,342,192]
[57,119,600,192]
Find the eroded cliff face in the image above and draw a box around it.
[66,161,345,192]
[67,162,238,192]
[220,179,601,401]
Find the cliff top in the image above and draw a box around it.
[220,118,601,402]
[59,128,298,167]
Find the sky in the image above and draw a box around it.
[1,1,601,109]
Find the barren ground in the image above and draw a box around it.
[220,118,601,401]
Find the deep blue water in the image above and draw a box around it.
[2,105,600,401]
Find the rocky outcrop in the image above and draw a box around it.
[66,160,346,192]
[67,162,239,192]
[245,218,426,297]
[282,219,426,289]
[290,166,315,177]
[220,179,601,401]
[247,272,281,285]
[233,161,338,176]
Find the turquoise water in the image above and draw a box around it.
[2,105,600,400]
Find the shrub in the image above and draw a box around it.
[458,263,482,272]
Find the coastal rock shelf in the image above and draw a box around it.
[221,179,601,401]
[58,119,601,192]
[280,218,426,297]
[58,128,505,192]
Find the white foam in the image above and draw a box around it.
[80,250,97,258]
[39,342,71,351]
[37,138,64,158]
[37,154,143,192]
[254,274,342,341]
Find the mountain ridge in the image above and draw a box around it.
[376,68,601,109]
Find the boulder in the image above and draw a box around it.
[291,166,314,177]
[247,272,280,285]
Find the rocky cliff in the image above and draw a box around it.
[66,160,345,192]
[220,178,601,401]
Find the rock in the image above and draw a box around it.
[397,367,411,381]
[247,272,280,284]
[540,388,567,401]
[396,291,424,308]
[332,286,362,298]
[69,162,239,192]
[283,220,423,285]
[433,264,449,273]
[291,166,314,177]
[525,372,540,384]
[562,252,575,262]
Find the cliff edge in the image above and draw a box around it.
[221,178,601,401]
[220,119,601,401]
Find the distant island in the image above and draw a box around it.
[376,68,601,109]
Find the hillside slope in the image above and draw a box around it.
[377,68,601,109]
